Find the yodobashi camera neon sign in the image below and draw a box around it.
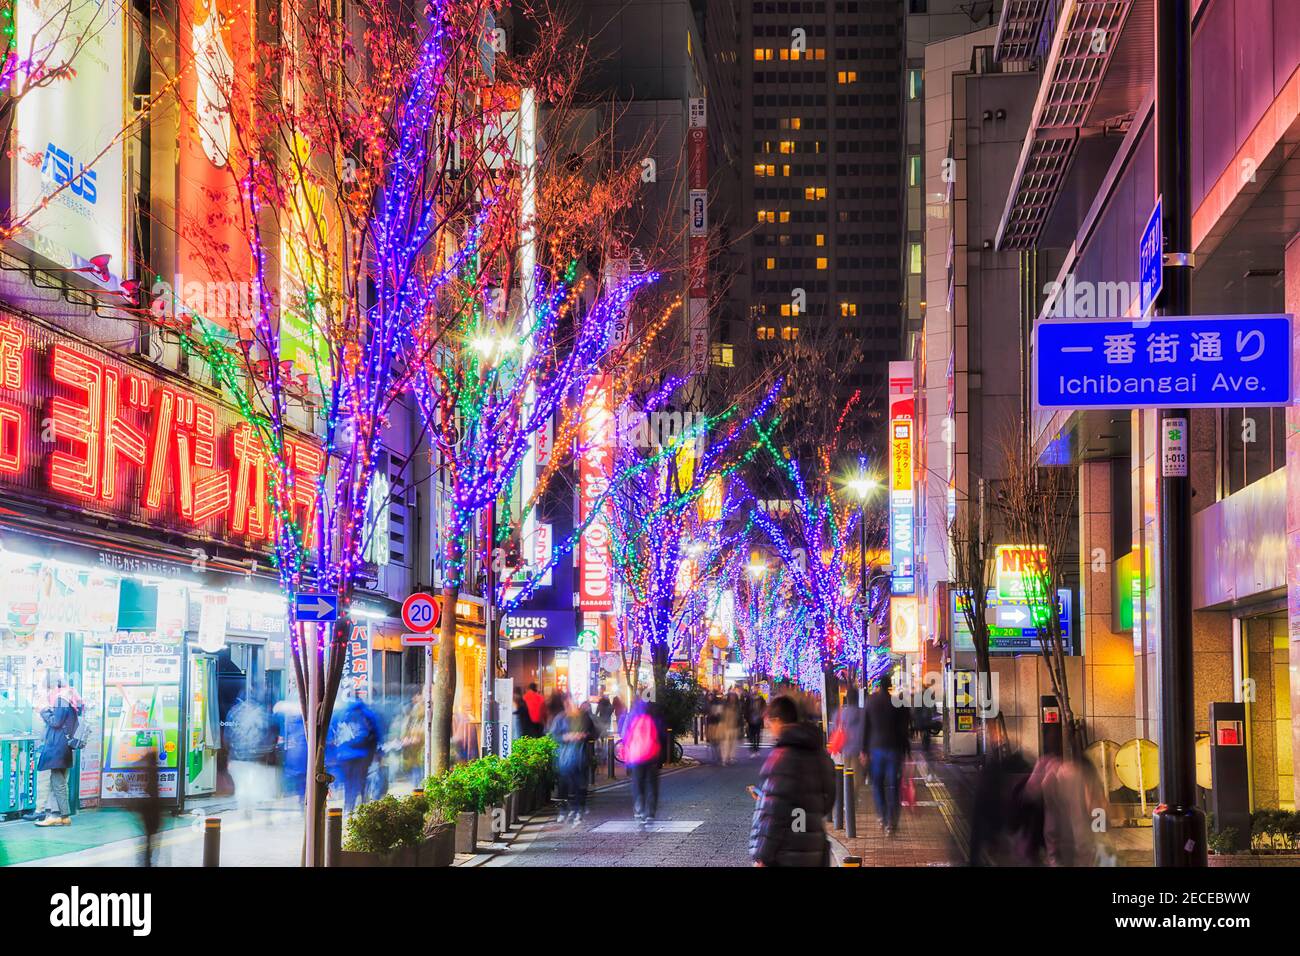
[0,314,321,546]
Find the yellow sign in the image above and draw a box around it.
[890,419,912,492]
[889,596,919,654]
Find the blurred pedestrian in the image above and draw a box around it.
[595,694,613,738]
[861,672,910,836]
[326,692,383,814]
[523,683,545,737]
[748,695,835,867]
[135,749,162,867]
[226,689,277,815]
[550,694,596,825]
[611,694,627,733]
[274,698,307,803]
[31,671,82,827]
[966,720,1033,865]
[620,694,664,828]
[398,691,426,787]
[745,693,766,753]
[719,690,740,765]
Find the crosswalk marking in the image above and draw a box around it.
[591,820,703,833]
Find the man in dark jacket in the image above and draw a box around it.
[748,695,835,867]
[860,672,910,836]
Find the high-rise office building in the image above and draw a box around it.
[740,0,905,434]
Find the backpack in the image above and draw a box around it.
[67,703,91,751]
[619,713,660,766]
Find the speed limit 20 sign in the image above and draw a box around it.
[401,592,441,633]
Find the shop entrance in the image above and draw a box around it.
[1238,611,1295,811]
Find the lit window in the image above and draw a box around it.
[815,234,825,246]
[908,68,923,100]
[804,187,826,201]
[765,257,776,270]
[816,257,828,270]
[781,326,800,340]
[837,71,857,84]
[840,302,858,317]
[756,326,776,341]
[815,49,825,60]
[779,48,790,61]
[779,211,791,223]
[908,154,922,187]
[711,342,735,368]
[781,164,790,176]
[780,303,791,317]
[909,242,922,274]
[779,141,794,154]
[791,118,801,130]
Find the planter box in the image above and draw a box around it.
[339,826,454,868]
[422,822,455,867]
[479,804,507,840]
[455,811,478,854]
[506,791,518,827]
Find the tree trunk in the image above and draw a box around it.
[431,582,458,774]
[650,642,669,703]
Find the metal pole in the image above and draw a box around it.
[423,645,434,781]
[843,761,857,838]
[1152,0,1206,867]
[832,761,844,829]
[859,503,868,686]
[303,621,322,868]
[202,818,220,867]
[326,806,343,867]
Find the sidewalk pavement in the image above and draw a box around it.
[827,750,965,867]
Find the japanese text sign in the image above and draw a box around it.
[1035,314,1293,409]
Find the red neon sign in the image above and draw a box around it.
[0,314,321,550]
[577,374,613,612]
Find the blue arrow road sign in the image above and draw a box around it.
[1139,196,1162,317]
[294,593,339,623]
[1034,314,1293,410]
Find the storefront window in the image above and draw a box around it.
[1222,407,1285,496]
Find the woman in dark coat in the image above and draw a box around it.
[34,672,80,826]
[748,695,836,866]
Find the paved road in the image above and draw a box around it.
[488,744,766,867]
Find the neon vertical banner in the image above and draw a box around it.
[687,100,708,372]
[888,361,915,595]
[577,375,614,611]
[13,0,127,288]
[174,0,256,330]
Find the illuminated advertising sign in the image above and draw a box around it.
[0,313,321,548]
[345,624,370,698]
[890,596,919,654]
[951,587,1074,655]
[13,0,127,287]
[577,375,613,611]
[173,0,255,330]
[888,362,915,595]
[994,544,1050,600]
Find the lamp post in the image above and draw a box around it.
[846,473,880,692]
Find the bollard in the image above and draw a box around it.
[843,762,857,838]
[665,728,673,763]
[608,736,618,779]
[202,818,221,867]
[588,741,596,785]
[693,715,700,745]
[832,762,844,829]
[841,855,862,867]
[326,807,343,867]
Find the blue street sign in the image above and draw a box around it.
[1035,314,1293,410]
[1139,196,1162,317]
[294,592,339,623]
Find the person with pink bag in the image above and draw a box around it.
[619,696,665,829]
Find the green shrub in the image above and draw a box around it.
[424,754,518,821]
[343,794,428,854]
[424,766,476,822]
[508,735,557,788]
[1207,827,1239,855]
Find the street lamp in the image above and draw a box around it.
[846,471,881,690]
